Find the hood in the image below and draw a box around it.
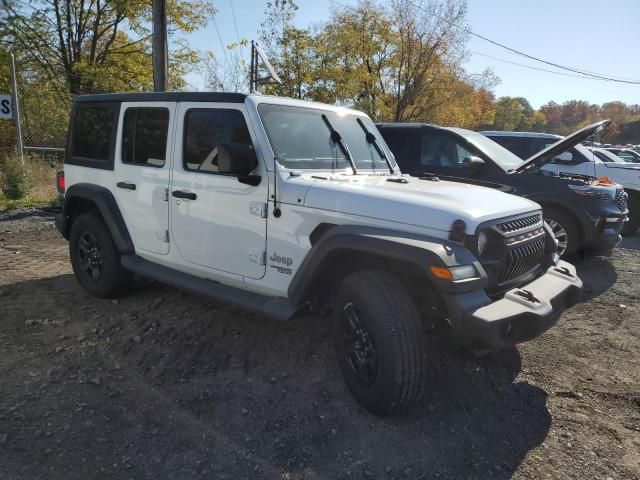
[513,120,611,173]
[288,173,539,234]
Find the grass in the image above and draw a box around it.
[0,152,61,212]
[0,195,59,211]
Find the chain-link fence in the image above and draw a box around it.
[16,76,72,163]
[0,57,73,164]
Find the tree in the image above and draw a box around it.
[1,0,215,94]
[492,97,523,131]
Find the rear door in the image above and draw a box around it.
[113,102,175,255]
[170,102,268,279]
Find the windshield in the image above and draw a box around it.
[575,143,606,162]
[460,131,524,170]
[258,104,394,171]
[594,149,623,163]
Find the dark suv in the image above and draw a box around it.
[378,121,628,257]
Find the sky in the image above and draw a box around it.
[180,0,640,108]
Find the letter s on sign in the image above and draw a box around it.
[0,96,12,118]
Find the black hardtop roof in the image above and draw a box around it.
[74,92,247,104]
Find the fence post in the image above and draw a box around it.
[9,53,24,165]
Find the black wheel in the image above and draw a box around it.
[69,212,132,298]
[622,194,640,235]
[544,208,580,257]
[332,270,426,415]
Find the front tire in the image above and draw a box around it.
[544,208,580,257]
[332,270,426,415]
[69,212,132,298]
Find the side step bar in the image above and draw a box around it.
[121,255,301,321]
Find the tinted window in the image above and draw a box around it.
[122,108,170,167]
[377,128,420,172]
[420,134,474,167]
[71,106,115,161]
[183,109,252,173]
[488,136,532,159]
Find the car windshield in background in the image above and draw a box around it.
[258,104,393,171]
[461,131,524,171]
[574,143,604,162]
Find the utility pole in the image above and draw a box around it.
[152,0,168,92]
[9,53,24,165]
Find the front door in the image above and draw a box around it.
[113,102,175,255]
[170,103,268,279]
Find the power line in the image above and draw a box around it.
[212,16,232,72]
[472,51,624,82]
[228,0,246,62]
[402,0,640,85]
[329,0,640,85]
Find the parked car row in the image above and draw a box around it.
[378,121,629,256]
[56,92,628,415]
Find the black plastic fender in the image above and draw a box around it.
[288,224,487,305]
[57,183,134,254]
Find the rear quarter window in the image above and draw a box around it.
[67,103,120,170]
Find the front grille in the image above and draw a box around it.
[615,187,628,212]
[496,214,542,233]
[497,235,545,284]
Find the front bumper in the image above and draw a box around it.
[587,213,626,252]
[444,260,582,350]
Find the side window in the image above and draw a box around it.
[122,108,170,167]
[378,129,419,172]
[420,134,473,168]
[490,137,531,159]
[70,105,117,165]
[183,109,252,173]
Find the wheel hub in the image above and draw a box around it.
[545,218,568,257]
[341,303,378,386]
[77,231,104,281]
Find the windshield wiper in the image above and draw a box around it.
[321,114,357,175]
[357,118,394,174]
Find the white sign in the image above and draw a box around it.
[0,94,12,120]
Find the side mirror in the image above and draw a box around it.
[217,143,261,185]
[553,151,573,163]
[462,156,486,168]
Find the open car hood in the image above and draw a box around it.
[512,120,611,173]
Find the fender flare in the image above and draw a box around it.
[58,183,134,254]
[288,225,487,305]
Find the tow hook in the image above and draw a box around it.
[514,289,540,304]
[554,266,573,278]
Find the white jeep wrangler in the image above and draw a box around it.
[56,92,582,415]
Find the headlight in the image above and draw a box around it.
[430,264,479,281]
[477,231,488,256]
[568,184,613,200]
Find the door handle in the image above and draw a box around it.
[116,181,136,191]
[172,190,197,200]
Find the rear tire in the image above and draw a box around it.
[544,207,580,257]
[332,270,426,415]
[622,194,640,235]
[69,212,132,298]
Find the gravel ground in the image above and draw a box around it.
[0,208,639,480]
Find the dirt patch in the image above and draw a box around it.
[1,208,639,479]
